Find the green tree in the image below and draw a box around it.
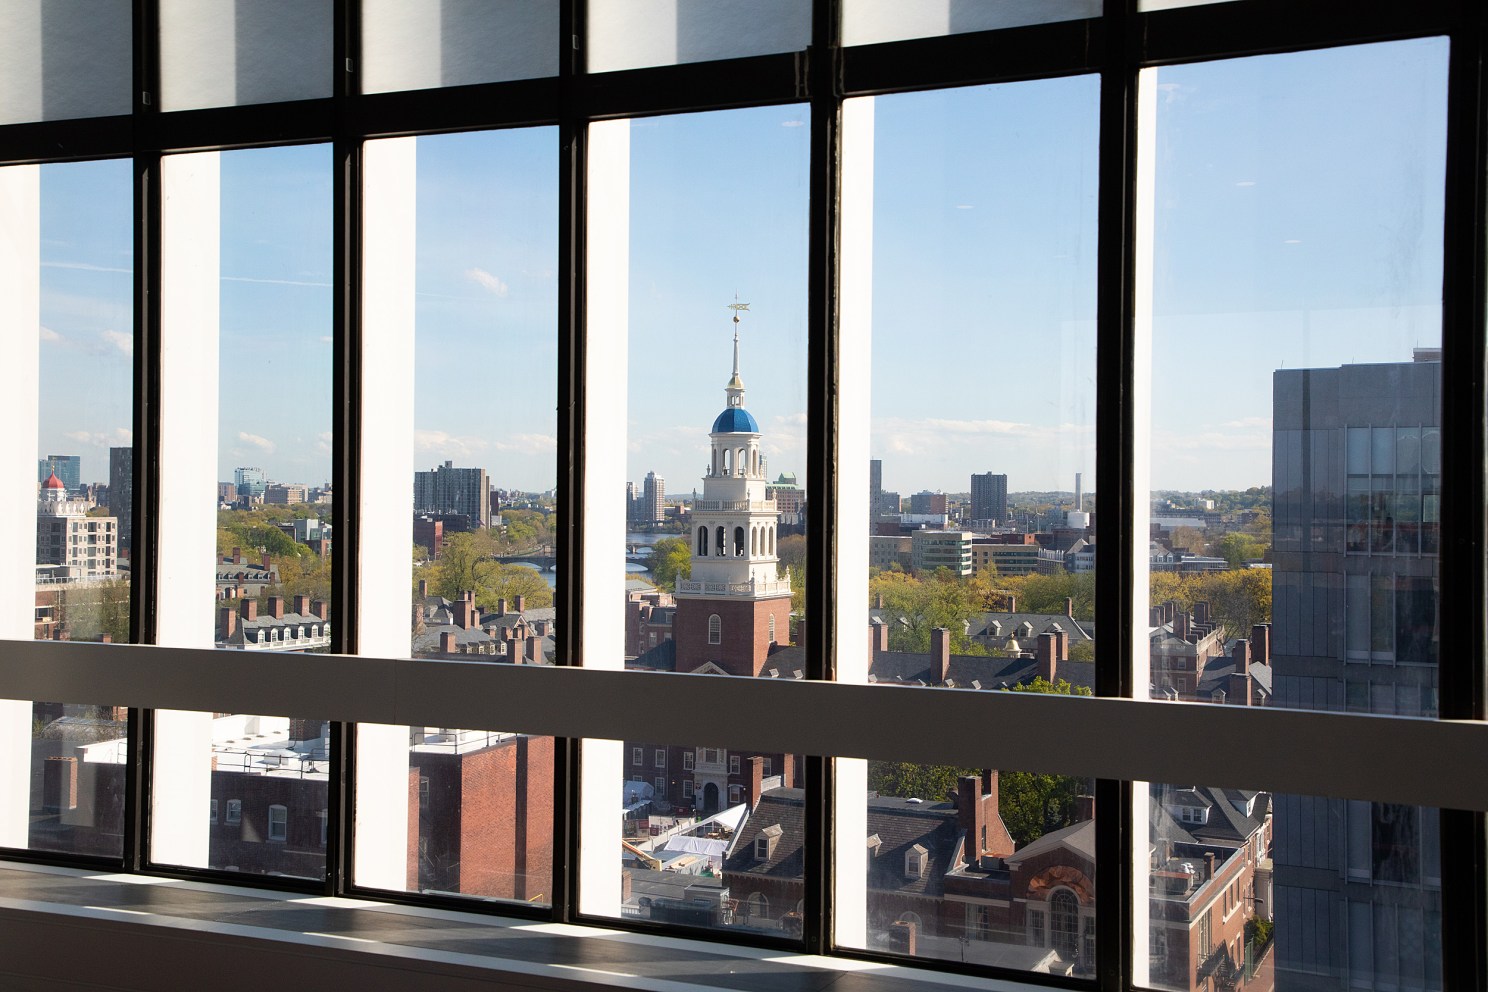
[647,536,692,591]
[424,530,554,609]
[63,578,131,643]
[867,762,970,802]
[1216,531,1267,568]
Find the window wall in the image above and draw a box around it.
[0,2,1485,991]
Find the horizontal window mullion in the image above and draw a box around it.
[840,18,1103,97]
[4,638,1487,811]
[1138,0,1459,67]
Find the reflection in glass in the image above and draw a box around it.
[394,128,557,905]
[840,74,1098,973]
[1142,39,1447,989]
[603,105,810,935]
[28,160,134,858]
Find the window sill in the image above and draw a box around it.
[0,861,1043,992]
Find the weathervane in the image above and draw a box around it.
[727,299,750,325]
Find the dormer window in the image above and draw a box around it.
[905,844,928,880]
[755,823,783,862]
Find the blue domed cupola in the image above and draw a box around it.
[707,304,766,481]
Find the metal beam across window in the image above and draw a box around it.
[0,1,1484,989]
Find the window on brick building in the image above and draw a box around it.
[226,799,241,825]
[708,614,721,645]
[683,780,693,799]
[209,799,217,824]
[654,777,666,794]
[268,805,288,843]
[729,755,740,774]
[632,747,642,765]
[683,752,694,771]
[654,749,665,768]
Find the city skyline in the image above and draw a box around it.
[34,42,1446,497]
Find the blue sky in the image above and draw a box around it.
[36,37,1449,498]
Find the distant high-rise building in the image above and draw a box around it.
[969,472,1008,524]
[909,490,948,516]
[869,459,883,519]
[625,481,638,523]
[234,466,267,500]
[109,447,133,552]
[1271,353,1440,990]
[640,471,665,525]
[38,455,81,494]
[414,461,491,528]
[36,472,117,577]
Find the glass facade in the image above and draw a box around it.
[0,4,1485,990]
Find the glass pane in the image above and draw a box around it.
[153,145,333,879]
[0,1,132,124]
[1140,38,1447,989]
[158,0,333,112]
[24,160,135,858]
[360,0,559,94]
[582,105,810,935]
[841,0,1099,48]
[586,0,810,74]
[835,73,1099,974]
[355,128,557,905]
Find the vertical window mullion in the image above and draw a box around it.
[126,0,161,876]
[1094,2,1139,991]
[804,0,841,959]
[554,0,584,926]
[1436,4,1488,990]
[326,0,357,898]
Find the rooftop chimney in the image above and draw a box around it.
[240,598,258,621]
[1194,601,1211,625]
[1228,671,1253,706]
[220,606,237,641]
[232,546,243,564]
[418,579,428,598]
[931,627,952,683]
[957,774,985,867]
[1074,794,1095,822]
[747,755,765,810]
[311,599,328,620]
[496,598,508,616]
[1036,632,1058,683]
[292,594,310,616]
[267,595,285,620]
[440,631,457,655]
[1251,623,1271,666]
[1232,639,1250,676]
[1064,596,1074,618]
[514,594,526,614]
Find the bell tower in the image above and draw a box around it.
[672,303,793,677]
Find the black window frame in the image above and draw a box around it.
[0,2,1483,991]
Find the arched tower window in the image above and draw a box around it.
[768,615,776,643]
[769,526,775,555]
[752,527,759,555]
[734,526,746,556]
[697,526,708,556]
[723,448,732,475]
[708,614,721,645]
[737,448,746,476]
[1050,890,1079,960]
[716,526,725,555]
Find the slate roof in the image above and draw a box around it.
[1006,816,1096,867]
[1153,784,1269,848]
[867,648,1096,694]
[724,788,988,902]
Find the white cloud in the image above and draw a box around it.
[464,267,510,297]
[494,433,558,455]
[101,330,132,354]
[319,335,333,345]
[39,325,62,343]
[41,260,132,274]
[221,274,333,288]
[64,427,132,448]
[781,119,805,128]
[314,431,333,456]
[415,429,491,460]
[237,431,277,454]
